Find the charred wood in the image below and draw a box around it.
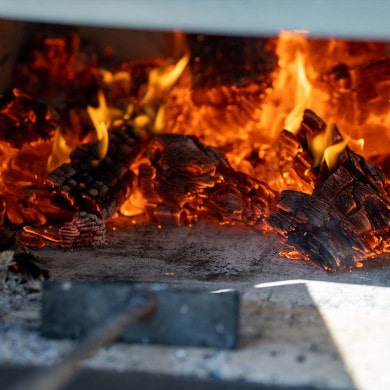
[268,190,370,271]
[314,148,390,253]
[274,129,316,193]
[144,134,277,228]
[10,252,50,281]
[269,110,390,270]
[15,32,101,112]
[59,211,106,249]
[0,139,57,228]
[0,88,58,148]
[46,126,141,220]
[324,57,390,127]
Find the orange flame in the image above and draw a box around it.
[259,32,328,135]
[87,90,122,161]
[141,53,190,106]
[47,127,72,171]
[141,53,190,133]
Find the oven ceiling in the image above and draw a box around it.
[0,0,389,40]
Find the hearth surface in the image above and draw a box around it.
[1,220,390,390]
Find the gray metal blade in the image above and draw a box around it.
[41,281,240,349]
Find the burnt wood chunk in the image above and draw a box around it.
[269,110,390,270]
[144,134,276,227]
[268,191,371,271]
[15,33,101,111]
[59,211,106,248]
[314,148,390,253]
[277,129,316,193]
[0,88,58,148]
[46,126,141,220]
[11,252,50,281]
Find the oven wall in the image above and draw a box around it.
[0,0,390,40]
[0,20,25,90]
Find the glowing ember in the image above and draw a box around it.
[1,30,390,272]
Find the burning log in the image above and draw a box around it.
[143,134,277,229]
[46,125,140,220]
[45,125,141,247]
[326,57,390,124]
[268,190,370,271]
[0,89,62,229]
[268,110,390,271]
[259,129,316,194]
[314,149,390,254]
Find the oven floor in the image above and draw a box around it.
[1,219,390,389]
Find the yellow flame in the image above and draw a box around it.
[154,105,166,133]
[323,139,348,170]
[47,127,72,171]
[322,132,364,171]
[325,133,364,170]
[119,188,148,217]
[47,53,187,172]
[258,32,315,136]
[141,53,190,106]
[307,123,364,170]
[87,90,122,161]
[308,123,334,168]
[100,69,131,85]
[345,136,364,152]
[137,52,190,134]
[284,51,312,132]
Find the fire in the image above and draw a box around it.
[306,123,356,171]
[269,32,315,134]
[2,29,390,271]
[87,90,122,161]
[260,32,368,172]
[48,89,123,171]
[165,32,356,181]
[141,52,190,133]
[141,54,190,106]
[47,129,72,171]
[283,51,312,132]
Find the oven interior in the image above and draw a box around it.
[1,9,390,390]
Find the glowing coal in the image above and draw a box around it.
[1,31,390,271]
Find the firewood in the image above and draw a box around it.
[314,148,390,253]
[143,134,277,228]
[268,109,390,270]
[268,190,371,271]
[15,32,101,112]
[0,88,58,148]
[46,125,140,220]
[59,211,106,248]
